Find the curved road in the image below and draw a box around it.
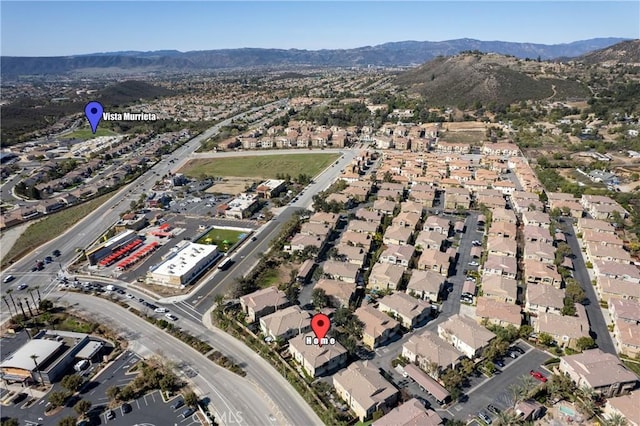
[51,291,282,426]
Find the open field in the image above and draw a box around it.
[438,130,484,144]
[61,127,117,140]
[196,227,247,252]
[179,153,340,179]
[1,193,115,268]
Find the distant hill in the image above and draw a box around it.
[572,39,640,65]
[98,80,174,106]
[1,38,629,76]
[395,52,590,107]
[0,81,174,144]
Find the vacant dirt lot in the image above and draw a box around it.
[205,178,256,195]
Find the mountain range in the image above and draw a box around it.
[1,38,631,76]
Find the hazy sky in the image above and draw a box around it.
[2,1,639,56]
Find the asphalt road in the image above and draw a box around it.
[51,291,305,426]
[558,217,616,354]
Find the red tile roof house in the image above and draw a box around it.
[368,262,405,291]
[559,348,638,397]
[402,329,464,378]
[406,269,446,302]
[240,287,291,323]
[322,260,360,284]
[333,361,400,422]
[355,305,401,349]
[379,244,416,267]
[378,292,432,329]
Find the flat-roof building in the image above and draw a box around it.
[0,330,106,385]
[147,242,219,287]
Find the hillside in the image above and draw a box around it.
[1,38,628,77]
[573,39,640,65]
[395,53,590,107]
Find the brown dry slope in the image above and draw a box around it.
[395,52,589,107]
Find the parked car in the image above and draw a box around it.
[154,307,168,313]
[494,359,505,368]
[126,294,135,299]
[106,410,115,420]
[508,351,519,359]
[170,399,184,410]
[530,370,547,382]
[122,403,132,413]
[478,411,493,424]
[472,240,482,246]
[468,261,479,266]
[511,345,525,354]
[487,404,501,415]
[181,408,195,418]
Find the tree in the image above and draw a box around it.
[39,299,54,312]
[518,325,533,339]
[602,412,629,426]
[565,280,586,303]
[184,391,198,408]
[106,385,121,401]
[538,332,554,346]
[48,390,69,408]
[61,374,84,392]
[311,288,330,309]
[57,417,77,426]
[576,336,597,351]
[460,358,475,376]
[74,399,91,416]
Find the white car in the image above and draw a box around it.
[154,307,168,313]
[468,261,479,266]
[126,294,135,299]
[165,313,178,321]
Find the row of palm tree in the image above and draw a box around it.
[2,286,43,319]
[2,286,42,318]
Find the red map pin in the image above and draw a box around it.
[311,313,331,347]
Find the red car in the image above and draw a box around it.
[530,370,547,382]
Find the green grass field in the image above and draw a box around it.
[1,193,115,268]
[179,153,340,179]
[196,227,246,252]
[61,127,117,140]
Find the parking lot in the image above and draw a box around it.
[0,349,203,426]
[446,342,551,423]
[99,391,200,426]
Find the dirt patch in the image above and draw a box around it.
[205,177,256,196]
[441,122,488,131]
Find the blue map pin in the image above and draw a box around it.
[84,101,104,134]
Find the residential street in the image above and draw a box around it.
[558,217,616,354]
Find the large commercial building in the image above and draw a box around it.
[147,242,219,287]
[0,330,106,385]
